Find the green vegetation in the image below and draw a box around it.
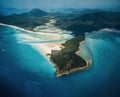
[0,9,120,76]
[55,11,120,36]
[0,9,120,34]
[0,9,49,30]
[50,36,86,76]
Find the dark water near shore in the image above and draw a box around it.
[0,26,120,97]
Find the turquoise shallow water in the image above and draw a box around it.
[0,26,120,97]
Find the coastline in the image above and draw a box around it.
[50,36,92,77]
[76,40,92,64]
[0,23,34,33]
[0,22,91,77]
[0,22,72,57]
[51,59,91,77]
[32,42,64,58]
[54,40,92,77]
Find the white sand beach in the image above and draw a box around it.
[0,19,73,57]
[33,42,63,57]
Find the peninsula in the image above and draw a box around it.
[0,19,88,77]
[50,36,90,77]
[0,8,120,77]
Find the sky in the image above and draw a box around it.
[0,0,120,9]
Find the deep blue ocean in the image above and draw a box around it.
[0,26,120,97]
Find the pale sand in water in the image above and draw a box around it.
[0,23,34,33]
[0,22,69,57]
[0,23,72,40]
[32,42,63,57]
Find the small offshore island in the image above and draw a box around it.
[0,8,120,77]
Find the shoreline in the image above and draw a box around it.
[50,37,92,77]
[0,22,73,38]
[0,23,34,33]
[32,42,64,58]
[0,22,91,77]
[0,22,72,57]
[51,58,91,77]
[76,40,92,63]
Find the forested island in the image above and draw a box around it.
[0,8,120,77]
[50,36,88,77]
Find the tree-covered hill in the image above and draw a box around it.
[0,9,49,30]
[55,11,120,36]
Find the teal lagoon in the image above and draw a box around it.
[0,26,120,97]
